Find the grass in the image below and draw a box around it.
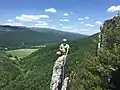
[6,49,38,58]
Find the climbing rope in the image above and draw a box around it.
[62,55,66,83]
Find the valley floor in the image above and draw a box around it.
[6,49,38,58]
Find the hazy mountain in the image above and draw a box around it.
[0,25,87,48]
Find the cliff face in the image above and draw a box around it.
[101,16,120,49]
[100,16,120,90]
[50,55,65,90]
[81,16,120,90]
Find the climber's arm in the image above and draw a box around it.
[66,48,69,56]
[59,44,63,51]
[66,45,70,56]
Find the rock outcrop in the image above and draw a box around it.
[50,55,69,90]
[61,77,70,90]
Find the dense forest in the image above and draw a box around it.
[0,16,120,90]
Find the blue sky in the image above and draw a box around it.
[0,0,120,35]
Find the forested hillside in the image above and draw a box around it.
[0,52,21,89]
[75,16,120,90]
[0,25,87,48]
[1,16,120,90]
[1,34,96,90]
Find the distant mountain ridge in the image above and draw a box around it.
[0,25,87,48]
[0,25,26,31]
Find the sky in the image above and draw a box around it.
[0,0,120,35]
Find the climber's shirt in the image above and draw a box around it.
[59,43,70,55]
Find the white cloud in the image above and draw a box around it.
[85,17,90,19]
[36,21,48,26]
[69,12,75,16]
[60,26,73,32]
[3,22,25,26]
[60,26,91,35]
[45,8,57,13]
[78,17,90,21]
[49,25,57,29]
[64,13,69,16]
[16,14,39,21]
[78,18,84,21]
[85,24,95,27]
[27,24,56,29]
[81,22,84,24]
[60,19,69,22]
[60,23,62,26]
[39,15,49,18]
[7,19,13,22]
[96,21,102,25]
[16,14,49,22]
[107,5,120,12]
[34,24,48,28]
[62,26,72,29]
[34,21,48,28]
[59,25,100,35]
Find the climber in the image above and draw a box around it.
[59,39,70,86]
[59,39,70,57]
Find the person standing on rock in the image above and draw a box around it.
[50,39,70,90]
[59,39,70,57]
[59,39,70,88]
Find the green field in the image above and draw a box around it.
[7,49,38,58]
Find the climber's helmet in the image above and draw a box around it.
[63,39,67,45]
[63,39,67,42]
